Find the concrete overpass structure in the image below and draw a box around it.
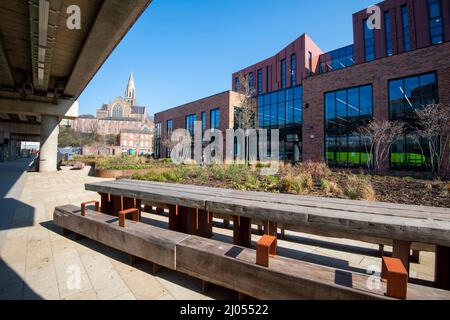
[0,0,152,170]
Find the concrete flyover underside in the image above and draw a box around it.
[0,0,152,171]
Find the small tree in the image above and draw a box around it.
[413,103,450,178]
[357,120,404,174]
[234,73,256,163]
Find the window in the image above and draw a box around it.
[185,114,196,135]
[249,72,254,96]
[291,54,297,86]
[257,85,302,162]
[385,11,393,56]
[266,66,270,93]
[428,0,444,44]
[257,69,263,95]
[235,77,239,92]
[281,59,286,89]
[364,19,375,62]
[201,112,206,132]
[167,120,173,136]
[308,52,312,76]
[319,45,354,74]
[402,5,411,52]
[389,72,438,170]
[325,85,373,168]
[210,109,220,129]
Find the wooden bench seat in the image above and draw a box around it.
[53,205,450,300]
[54,205,189,270]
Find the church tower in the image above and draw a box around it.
[124,71,136,106]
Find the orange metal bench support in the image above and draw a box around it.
[118,208,140,228]
[81,201,99,217]
[256,235,277,267]
[381,256,408,300]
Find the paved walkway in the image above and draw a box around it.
[0,159,436,300]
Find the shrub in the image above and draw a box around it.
[141,171,167,182]
[320,179,342,196]
[161,167,189,182]
[295,161,332,180]
[343,175,376,201]
[280,173,313,194]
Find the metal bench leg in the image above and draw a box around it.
[411,250,420,264]
[233,216,251,248]
[392,240,411,277]
[435,246,450,290]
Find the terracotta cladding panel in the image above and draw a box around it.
[302,42,450,166]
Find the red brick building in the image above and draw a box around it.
[155,0,450,175]
[154,91,241,159]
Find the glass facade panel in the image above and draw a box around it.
[210,109,220,129]
[385,11,393,56]
[325,85,374,167]
[428,0,444,44]
[364,19,375,61]
[249,72,254,95]
[155,123,161,158]
[281,59,286,89]
[389,72,438,170]
[256,85,303,162]
[402,5,411,52]
[291,54,297,86]
[319,45,354,74]
[257,69,263,95]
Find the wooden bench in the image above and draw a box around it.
[53,205,450,300]
[85,180,450,290]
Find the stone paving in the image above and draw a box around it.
[0,158,436,300]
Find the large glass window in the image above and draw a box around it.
[266,66,270,93]
[281,59,286,89]
[402,5,411,52]
[257,85,302,162]
[389,72,438,170]
[364,19,375,62]
[155,122,161,158]
[185,114,196,135]
[291,54,297,86]
[428,0,444,44]
[257,69,263,95]
[319,45,354,74]
[210,108,220,129]
[167,119,173,136]
[325,85,373,167]
[249,72,254,96]
[385,11,393,56]
[235,77,239,92]
[201,112,206,133]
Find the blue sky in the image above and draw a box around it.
[77,0,377,117]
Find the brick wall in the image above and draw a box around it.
[302,41,450,176]
[154,91,239,158]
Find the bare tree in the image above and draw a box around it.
[234,73,257,163]
[357,120,404,174]
[413,103,450,178]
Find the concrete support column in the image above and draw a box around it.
[39,115,59,172]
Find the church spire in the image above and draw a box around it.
[125,70,136,106]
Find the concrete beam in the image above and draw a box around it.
[28,0,62,92]
[0,122,40,136]
[0,32,14,88]
[64,0,152,98]
[0,98,78,119]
